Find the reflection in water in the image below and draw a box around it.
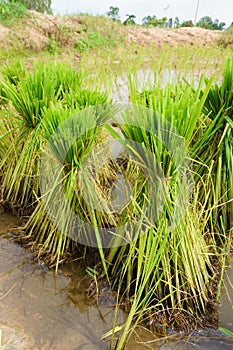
[0,213,123,350]
[219,259,233,333]
[126,327,233,350]
[0,213,233,350]
[111,68,220,104]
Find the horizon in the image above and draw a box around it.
[51,0,233,28]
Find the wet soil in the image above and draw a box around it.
[0,213,123,350]
[0,213,233,350]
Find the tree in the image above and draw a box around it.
[142,15,153,26]
[142,15,157,26]
[107,6,120,22]
[123,14,136,26]
[174,16,180,28]
[197,16,214,29]
[197,16,225,30]
[142,15,167,28]
[180,20,194,27]
[9,0,52,14]
[213,19,225,30]
[167,17,173,28]
[157,16,167,28]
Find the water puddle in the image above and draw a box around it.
[126,330,233,350]
[0,212,19,234]
[0,213,233,350]
[0,213,123,350]
[219,259,233,333]
[111,68,219,104]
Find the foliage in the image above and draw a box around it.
[219,327,233,338]
[166,17,173,28]
[2,60,27,85]
[197,16,225,30]
[142,15,167,28]
[218,26,233,48]
[107,6,120,22]
[100,61,232,347]
[63,89,110,109]
[47,34,59,54]
[174,16,180,28]
[123,14,136,26]
[12,0,53,14]
[0,22,232,350]
[0,0,28,25]
[0,61,82,205]
[105,88,215,347]
[75,31,116,52]
[25,103,115,267]
[194,56,233,232]
[0,59,114,266]
[180,20,194,27]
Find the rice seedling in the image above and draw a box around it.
[0,25,231,350]
[0,61,82,206]
[193,56,233,233]
[2,60,27,86]
[102,102,215,349]
[63,88,110,109]
[0,59,116,211]
[129,72,214,142]
[84,84,211,349]
[95,59,233,348]
[219,327,233,338]
[24,103,119,267]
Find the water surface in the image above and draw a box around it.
[0,213,232,350]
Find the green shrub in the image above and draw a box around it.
[75,38,90,52]
[0,1,28,25]
[2,60,27,86]
[47,34,60,54]
[75,31,116,52]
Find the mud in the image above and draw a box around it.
[0,213,232,350]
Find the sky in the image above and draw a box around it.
[51,0,233,27]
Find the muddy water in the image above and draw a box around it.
[219,259,233,333]
[111,68,220,104]
[0,213,124,350]
[0,213,233,350]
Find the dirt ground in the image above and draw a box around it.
[126,26,221,48]
[0,10,222,53]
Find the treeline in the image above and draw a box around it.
[107,6,232,31]
[1,0,52,14]
[1,2,232,31]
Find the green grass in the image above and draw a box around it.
[102,81,216,347]
[218,26,233,48]
[24,103,114,267]
[75,31,117,52]
[0,1,28,25]
[193,56,233,232]
[0,60,112,208]
[0,61,80,205]
[219,327,233,338]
